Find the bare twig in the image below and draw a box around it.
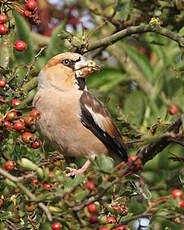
[20,47,46,88]
[87,21,107,41]
[84,24,184,53]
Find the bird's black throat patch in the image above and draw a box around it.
[76,77,86,90]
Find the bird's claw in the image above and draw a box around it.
[66,167,84,177]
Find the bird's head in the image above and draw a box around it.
[38,52,100,90]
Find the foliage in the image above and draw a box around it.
[0,0,184,229]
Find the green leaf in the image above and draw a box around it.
[145,33,165,60]
[96,154,114,173]
[64,174,85,192]
[45,23,66,61]
[75,190,88,201]
[0,211,14,221]
[125,45,153,83]
[116,0,133,21]
[13,11,34,64]
[87,68,128,93]
[123,90,145,126]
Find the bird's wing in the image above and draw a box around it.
[79,91,128,162]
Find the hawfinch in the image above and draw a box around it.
[33,52,128,176]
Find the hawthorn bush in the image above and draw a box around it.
[0,0,184,229]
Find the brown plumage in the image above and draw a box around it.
[33,52,128,175]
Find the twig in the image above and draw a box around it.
[85,24,184,53]
[4,220,20,230]
[111,213,183,229]
[170,139,184,147]
[138,117,183,164]
[20,47,46,88]
[16,172,36,181]
[87,21,107,41]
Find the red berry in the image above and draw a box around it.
[100,228,110,230]
[31,140,40,149]
[106,216,116,224]
[171,189,183,199]
[21,131,33,143]
[128,155,137,163]
[114,225,128,230]
[112,204,122,212]
[49,171,55,179]
[89,214,98,223]
[30,109,40,120]
[128,155,142,171]
[168,105,179,115]
[52,222,62,230]
[31,177,38,185]
[0,79,6,87]
[5,111,19,121]
[24,116,34,127]
[26,0,37,11]
[3,120,12,129]
[0,14,7,24]
[14,40,27,51]
[86,180,97,190]
[12,99,22,107]
[5,160,15,171]
[0,24,8,35]
[0,199,4,207]
[24,9,32,17]
[14,121,24,131]
[179,199,184,208]
[43,182,52,191]
[87,203,98,213]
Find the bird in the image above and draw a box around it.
[33,52,128,176]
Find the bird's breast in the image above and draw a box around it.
[33,87,108,158]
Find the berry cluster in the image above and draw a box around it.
[23,0,39,24]
[0,13,8,35]
[87,202,128,229]
[0,11,27,51]
[84,180,129,229]
[128,155,142,172]
[1,105,41,171]
[171,189,184,208]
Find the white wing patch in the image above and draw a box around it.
[85,104,106,132]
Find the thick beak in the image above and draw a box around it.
[74,57,100,78]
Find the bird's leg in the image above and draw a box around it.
[66,159,91,177]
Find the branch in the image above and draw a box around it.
[20,47,46,88]
[0,167,52,221]
[85,24,184,53]
[138,117,183,164]
[111,213,183,229]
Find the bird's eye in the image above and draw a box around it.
[62,59,71,66]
